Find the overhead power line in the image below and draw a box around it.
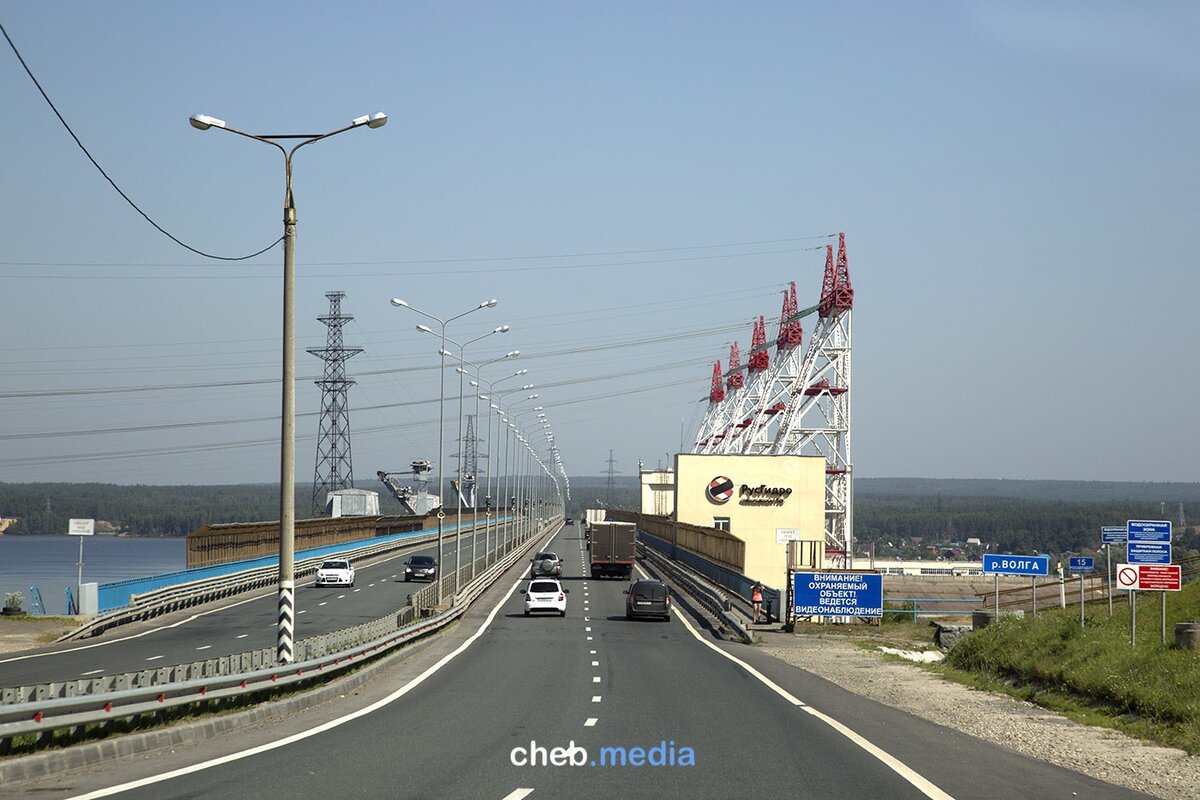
[0,235,837,269]
[0,21,281,262]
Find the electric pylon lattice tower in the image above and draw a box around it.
[603,450,620,507]
[308,291,363,517]
[691,233,855,567]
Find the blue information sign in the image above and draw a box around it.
[1127,542,1171,565]
[1068,557,1094,573]
[982,554,1050,576]
[792,572,883,618]
[1101,526,1127,545]
[1127,520,1171,542]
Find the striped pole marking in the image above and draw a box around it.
[277,580,294,664]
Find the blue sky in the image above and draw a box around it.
[1,2,1197,486]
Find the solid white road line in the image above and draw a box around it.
[64,526,565,800]
[584,718,597,727]
[501,790,534,800]
[658,566,954,800]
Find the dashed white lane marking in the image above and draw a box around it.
[81,669,103,676]
[591,661,599,666]
[591,695,601,703]
[353,589,361,593]
[319,602,327,607]
[585,626,591,631]
[592,676,601,683]
[0,584,275,667]
[664,569,953,800]
[236,634,249,639]
[501,790,535,800]
[584,592,589,597]
[369,583,375,587]
[589,649,596,654]
[145,655,164,662]
[584,718,598,727]
[298,610,307,614]
[64,530,560,800]
[587,636,593,641]
[195,645,212,651]
[337,594,347,599]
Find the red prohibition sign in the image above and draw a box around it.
[1117,566,1138,588]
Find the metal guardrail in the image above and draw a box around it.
[637,528,781,622]
[637,542,753,644]
[57,518,511,643]
[0,518,559,752]
[884,598,978,621]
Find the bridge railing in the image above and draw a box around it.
[61,517,513,642]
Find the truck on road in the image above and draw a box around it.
[590,521,637,579]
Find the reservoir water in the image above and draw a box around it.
[0,535,186,613]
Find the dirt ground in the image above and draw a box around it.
[0,616,80,654]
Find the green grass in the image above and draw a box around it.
[943,582,1200,753]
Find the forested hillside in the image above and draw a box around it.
[3,478,1198,559]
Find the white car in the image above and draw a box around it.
[523,578,568,617]
[315,558,355,587]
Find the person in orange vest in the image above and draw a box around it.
[750,583,764,624]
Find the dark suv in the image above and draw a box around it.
[624,579,671,621]
[530,552,563,577]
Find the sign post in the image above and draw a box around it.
[1101,526,1126,617]
[1126,520,1172,648]
[68,518,95,592]
[1116,562,1181,650]
[1069,557,1094,629]
[982,555,1050,618]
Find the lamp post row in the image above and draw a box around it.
[192,110,562,665]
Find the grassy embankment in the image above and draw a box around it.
[938,581,1200,753]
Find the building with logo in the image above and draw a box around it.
[674,453,826,585]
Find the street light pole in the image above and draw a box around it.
[391,297,496,601]
[192,111,386,665]
[446,327,509,584]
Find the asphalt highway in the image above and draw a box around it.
[14,523,1152,800]
[0,523,511,687]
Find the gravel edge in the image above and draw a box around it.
[758,633,1198,800]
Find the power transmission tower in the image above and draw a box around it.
[452,414,485,507]
[603,450,620,507]
[308,291,363,517]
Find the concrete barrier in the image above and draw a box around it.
[971,609,1025,630]
[1175,622,1200,650]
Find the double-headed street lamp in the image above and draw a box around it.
[472,369,528,563]
[390,297,496,602]
[443,326,510,586]
[191,111,387,665]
